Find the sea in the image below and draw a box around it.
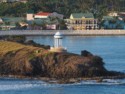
[0,36,125,94]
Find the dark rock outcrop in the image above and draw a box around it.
[81,50,93,57]
[40,52,109,78]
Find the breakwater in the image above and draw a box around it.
[0,30,125,36]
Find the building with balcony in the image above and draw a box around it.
[65,13,98,30]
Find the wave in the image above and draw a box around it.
[79,79,125,85]
[0,78,125,91]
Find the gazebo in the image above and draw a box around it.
[50,32,67,52]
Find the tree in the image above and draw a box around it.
[0,0,124,18]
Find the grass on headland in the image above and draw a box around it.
[0,41,48,56]
[0,41,25,53]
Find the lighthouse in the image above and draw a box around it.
[54,32,63,48]
[50,32,67,52]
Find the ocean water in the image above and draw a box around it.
[0,78,125,94]
[1,36,125,94]
[27,36,125,72]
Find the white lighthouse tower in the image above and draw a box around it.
[54,32,63,48]
[50,32,67,52]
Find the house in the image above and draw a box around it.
[102,16,125,29]
[0,23,16,30]
[0,17,26,30]
[118,12,125,20]
[19,22,28,27]
[7,0,19,2]
[34,12,64,19]
[102,16,114,21]
[2,17,25,23]
[27,19,46,30]
[46,24,56,30]
[19,0,27,3]
[34,12,51,19]
[49,12,64,19]
[65,13,98,30]
[0,18,3,23]
[27,18,57,30]
[108,12,118,17]
[26,10,34,21]
[26,11,65,30]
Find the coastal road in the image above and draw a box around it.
[0,30,125,36]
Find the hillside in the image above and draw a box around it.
[0,0,125,18]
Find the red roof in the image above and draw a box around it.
[35,12,51,16]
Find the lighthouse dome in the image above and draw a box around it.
[54,32,63,39]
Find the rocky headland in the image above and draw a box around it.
[0,36,125,84]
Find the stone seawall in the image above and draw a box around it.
[0,30,125,36]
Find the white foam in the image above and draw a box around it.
[0,78,125,91]
[79,79,125,85]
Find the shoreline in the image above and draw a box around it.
[0,30,125,36]
[0,74,125,84]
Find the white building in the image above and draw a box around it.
[0,18,3,23]
[19,0,27,3]
[50,32,67,53]
[26,10,34,21]
[108,12,118,17]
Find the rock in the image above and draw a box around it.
[96,78,103,83]
[81,50,93,57]
[57,78,80,84]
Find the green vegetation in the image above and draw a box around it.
[43,51,54,58]
[0,41,26,54]
[28,53,36,60]
[0,2,28,17]
[0,0,125,18]
[0,41,45,55]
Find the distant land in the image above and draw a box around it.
[0,0,125,30]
